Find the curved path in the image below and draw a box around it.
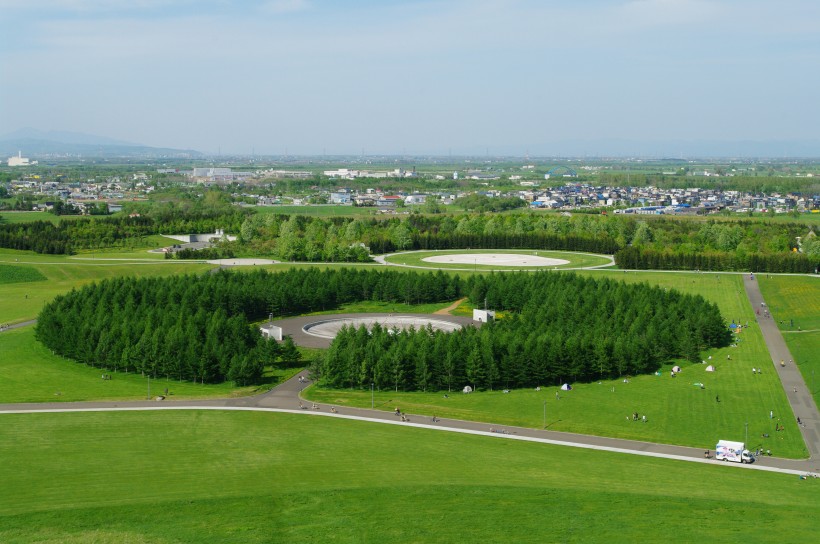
[0,319,36,332]
[743,275,820,459]
[372,250,616,271]
[1,370,817,477]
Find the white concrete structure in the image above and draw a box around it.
[473,309,496,323]
[260,324,283,341]
[164,229,238,243]
[7,151,37,167]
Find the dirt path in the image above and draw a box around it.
[434,297,467,315]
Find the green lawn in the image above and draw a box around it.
[307,271,807,458]
[69,234,181,260]
[0,264,47,284]
[0,211,62,224]
[384,249,613,270]
[0,327,268,402]
[0,250,213,323]
[758,275,820,405]
[0,411,816,543]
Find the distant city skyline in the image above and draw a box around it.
[1,1,819,156]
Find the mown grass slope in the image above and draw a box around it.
[0,411,816,544]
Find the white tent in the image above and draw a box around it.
[462,385,473,393]
[672,366,682,373]
[560,383,572,391]
[705,365,715,372]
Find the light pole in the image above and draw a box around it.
[543,400,546,429]
[371,382,374,409]
[147,375,151,400]
[745,422,748,445]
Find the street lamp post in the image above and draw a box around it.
[147,375,151,400]
[543,400,546,429]
[371,382,374,409]
[745,422,748,445]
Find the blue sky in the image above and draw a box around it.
[1,0,819,155]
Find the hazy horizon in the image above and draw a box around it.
[2,1,819,156]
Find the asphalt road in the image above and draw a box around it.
[743,274,820,459]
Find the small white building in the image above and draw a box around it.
[473,309,496,323]
[259,324,283,341]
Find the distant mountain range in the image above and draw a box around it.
[0,128,203,159]
[2,128,819,159]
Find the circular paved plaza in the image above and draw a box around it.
[304,315,464,339]
[270,313,476,348]
[422,253,569,267]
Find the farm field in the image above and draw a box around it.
[307,271,807,458]
[758,275,820,406]
[384,249,613,270]
[0,410,816,544]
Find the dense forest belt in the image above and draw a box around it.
[316,271,731,391]
[238,212,815,263]
[34,269,466,385]
[615,246,819,273]
[0,210,247,254]
[35,268,728,390]
[4,210,816,262]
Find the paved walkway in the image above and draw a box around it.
[0,319,37,331]
[743,275,820,460]
[1,370,817,477]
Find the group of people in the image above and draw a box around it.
[629,412,647,423]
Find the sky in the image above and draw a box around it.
[1,0,819,156]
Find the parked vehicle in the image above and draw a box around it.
[715,440,755,463]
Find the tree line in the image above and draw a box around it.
[35,268,465,384]
[314,271,730,392]
[615,247,819,273]
[0,210,248,254]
